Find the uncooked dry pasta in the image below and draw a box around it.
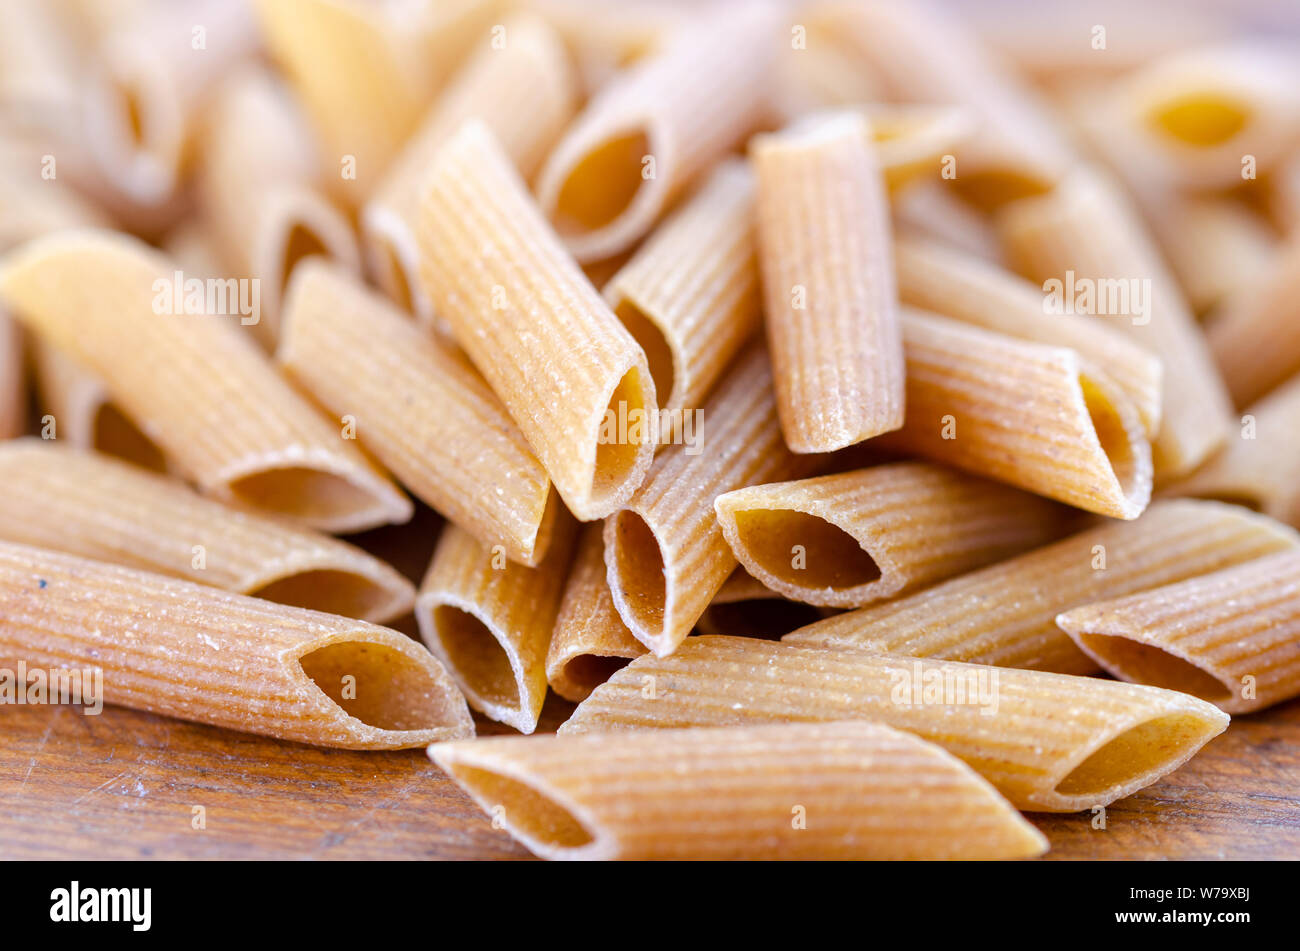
[0,439,414,622]
[416,120,657,521]
[363,10,577,323]
[430,720,1049,860]
[0,229,411,531]
[877,309,1152,520]
[713,462,1069,608]
[416,517,578,734]
[545,523,644,703]
[561,635,1231,812]
[1146,198,1276,316]
[1057,550,1300,714]
[277,260,554,566]
[0,315,24,440]
[785,500,1300,674]
[0,540,472,749]
[751,111,905,452]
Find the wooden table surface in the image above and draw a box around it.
[3,673,1298,860]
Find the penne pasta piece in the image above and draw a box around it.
[604,346,804,656]
[254,0,498,202]
[278,260,554,566]
[857,104,976,192]
[535,2,779,261]
[714,462,1070,608]
[198,67,360,344]
[0,540,472,749]
[1268,149,1300,233]
[1205,232,1300,409]
[695,568,828,639]
[894,236,1163,438]
[810,0,1075,208]
[545,523,645,703]
[416,517,578,733]
[363,11,577,323]
[785,499,1300,674]
[1058,550,1300,714]
[430,720,1048,859]
[890,181,1003,264]
[161,219,227,279]
[997,168,1233,478]
[751,112,905,453]
[1146,198,1276,316]
[1168,374,1300,526]
[877,309,1151,520]
[29,339,165,471]
[601,159,760,413]
[416,121,657,521]
[0,314,24,440]
[561,635,1231,813]
[84,0,260,204]
[528,0,683,96]
[0,230,411,531]
[0,439,414,622]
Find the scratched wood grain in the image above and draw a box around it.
[3,682,1298,860]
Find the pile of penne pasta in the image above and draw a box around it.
[1,0,1298,860]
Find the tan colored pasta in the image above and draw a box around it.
[29,339,165,471]
[695,568,827,639]
[198,66,360,344]
[0,229,410,531]
[1058,550,1300,714]
[997,168,1233,478]
[363,11,577,323]
[785,499,1300,674]
[604,346,804,657]
[601,158,760,414]
[751,112,905,453]
[0,439,414,622]
[528,0,682,96]
[430,720,1048,860]
[877,309,1152,519]
[1206,233,1300,409]
[535,3,778,261]
[0,540,472,749]
[1147,198,1276,316]
[545,523,645,703]
[0,314,24,440]
[714,462,1070,609]
[161,219,227,279]
[1168,374,1300,526]
[416,121,657,521]
[561,635,1231,813]
[811,0,1074,208]
[858,104,976,192]
[891,182,1003,264]
[84,0,260,204]
[278,260,554,566]
[254,0,498,202]
[416,517,578,733]
[894,237,1163,438]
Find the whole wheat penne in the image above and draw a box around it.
[561,635,1230,812]
[891,181,1003,264]
[785,499,1300,673]
[536,2,779,261]
[0,439,414,621]
[84,0,260,204]
[545,523,645,703]
[1206,232,1300,409]
[811,0,1074,208]
[161,219,226,280]
[528,0,683,96]
[771,16,886,121]
[430,720,1048,860]
[695,568,828,639]
[1168,374,1300,526]
[1269,149,1300,233]
[278,260,553,566]
[29,339,165,471]
[1058,550,1300,714]
[198,67,360,344]
[751,112,905,452]
[714,462,1070,609]
[858,104,976,192]
[254,0,497,202]
[0,230,411,531]
[1147,198,1276,316]
[601,159,760,414]
[1102,46,1300,190]
[0,540,472,749]
[0,314,24,440]
[0,0,80,137]
[416,517,578,733]
[895,236,1163,438]
[877,309,1152,519]
[997,168,1233,477]
[364,11,576,324]
[416,121,657,521]
[604,346,804,656]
